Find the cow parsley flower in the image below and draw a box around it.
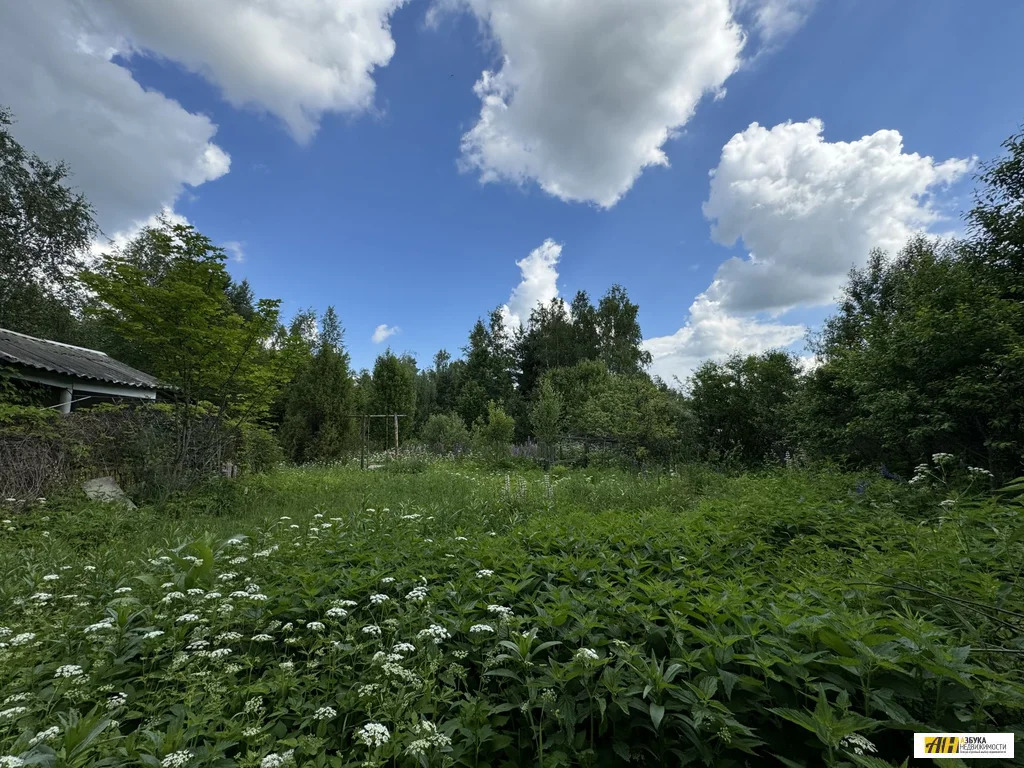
[313,706,337,720]
[28,726,60,746]
[176,613,200,624]
[333,599,358,608]
[356,722,390,747]
[361,624,382,637]
[392,642,416,654]
[160,751,193,768]
[380,577,395,584]
[54,664,84,678]
[113,587,132,594]
[85,618,115,634]
[475,569,494,578]
[217,572,238,581]
[416,624,450,644]
[574,648,599,663]
[0,707,27,720]
[30,593,53,602]
[251,634,273,642]
[470,624,495,634]
[142,630,164,640]
[487,604,513,618]
[326,607,348,619]
[107,692,128,709]
[42,574,59,581]
[259,750,294,768]
[162,592,185,604]
[406,586,428,602]
[405,720,452,757]
[0,756,26,767]
[369,594,390,605]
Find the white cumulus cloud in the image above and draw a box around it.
[0,2,230,238]
[703,118,971,315]
[644,296,804,385]
[372,324,401,344]
[645,118,970,384]
[451,0,746,208]
[500,239,563,329]
[83,0,409,142]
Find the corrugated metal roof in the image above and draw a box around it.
[0,327,165,390]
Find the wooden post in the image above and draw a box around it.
[393,414,399,459]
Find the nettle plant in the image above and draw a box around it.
[0,466,1022,767]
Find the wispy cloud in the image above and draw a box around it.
[372,324,400,344]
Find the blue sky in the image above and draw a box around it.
[3,1,1022,381]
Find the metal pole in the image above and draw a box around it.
[360,415,367,470]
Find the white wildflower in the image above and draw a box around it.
[313,706,337,720]
[475,569,494,578]
[574,648,599,663]
[307,622,325,632]
[113,587,132,594]
[416,624,450,644]
[251,634,273,642]
[326,607,348,619]
[470,624,495,634]
[361,625,382,637]
[54,664,84,678]
[356,722,390,747]
[160,751,193,768]
[42,574,59,581]
[369,594,390,605]
[176,613,200,624]
[29,726,60,746]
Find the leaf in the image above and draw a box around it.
[649,702,665,731]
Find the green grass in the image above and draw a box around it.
[1,462,1022,767]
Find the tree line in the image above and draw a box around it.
[3,104,1023,480]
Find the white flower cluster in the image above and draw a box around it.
[356,722,390,748]
[475,569,495,578]
[160,751,193,768]
[405,720,452,757]
[28,726,60,746]
[43,574,60,581]
[307,621,326,632]
[107,692,128,710]
[574,648,599,663]
[252,634,273,642]
[326,607,348,619]
[469,624,495,634]
[0,756,26,767]
[85,618,116,634]
[369,594,390,605]
[932,452,955,464]
[313,706,337,720]
[382,662,420,684]
[361,625,382,637]
[0,707,27,720]
[113,587,132,594]
[333,599,358,608]
[143,631,164,640]
[259,750,295,768]
[392,642,416,654]
[416,624,450,644]
[487,604,514,619]
[380,577,396,584]
[162,592,186,604]
[840,734,877,756]
[406,586,428,602]
[968,466,993,477]
[176,614,200,624]
[54,664,84,678]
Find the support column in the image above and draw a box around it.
[58,386,73,415]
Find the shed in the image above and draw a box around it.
[0,327,166,413]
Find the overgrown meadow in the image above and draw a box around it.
[1,462,1022,768]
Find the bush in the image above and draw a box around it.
[420,412,470,454]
